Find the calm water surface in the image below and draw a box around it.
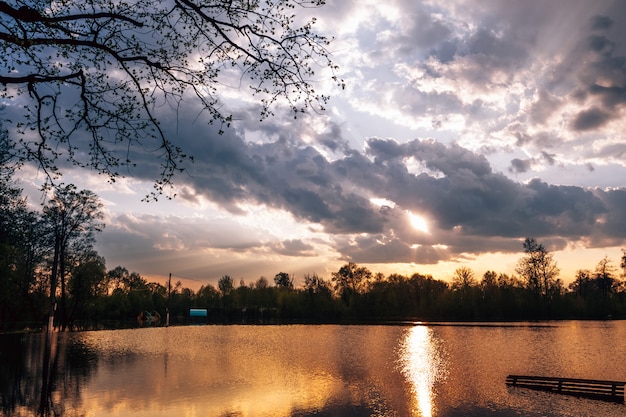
[1,321,625,416]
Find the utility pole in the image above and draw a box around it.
[166,273,171,327]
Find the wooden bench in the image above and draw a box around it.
[506,375,625,403]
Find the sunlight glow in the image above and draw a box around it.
[408,211,430,234]
[399,326,447,417]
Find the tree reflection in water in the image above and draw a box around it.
[38,330,57,416]
[0,331,99,417]
[4,323,625,416]
[399,326,448,417]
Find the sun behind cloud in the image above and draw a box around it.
[408,211,430,234]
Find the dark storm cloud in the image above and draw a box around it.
[571,107,612,131]
[587,35,615,54]
[589,84,626,108]
[522,179,607,237]
[408,140,493,177]
[131,109,387,235]
[361,138,611,242]
[99,92,625,265]
[248,143,387,234]
[559,10,626,135]
[147,107,624,263]
[595,188,626,242]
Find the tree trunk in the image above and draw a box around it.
[59,241,67,331]
[48,236,60,332]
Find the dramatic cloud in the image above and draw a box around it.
[16,0,626,284]
[571,107,613,131]
[101,101,623,267]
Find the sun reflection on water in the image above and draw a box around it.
[399,326,447,417]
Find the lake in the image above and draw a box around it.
[1,321,625,416]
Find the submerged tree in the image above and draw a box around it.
[0,0,342,196]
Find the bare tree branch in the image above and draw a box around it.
[0,0,342,199]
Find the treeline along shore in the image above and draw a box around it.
[3,257,626,332]
[2,172,626,332]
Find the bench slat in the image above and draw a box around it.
[507,375,625,385]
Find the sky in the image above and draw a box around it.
[15,0,626,289]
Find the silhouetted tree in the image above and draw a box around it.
[274,272,294,289]
[366,273,415,319]
[107,266,131,293]
[124,272,153,317]
[218,275,234,295]
[515,237,560,298]
[303,273,332,296]
[331,262,372,306]
[42,184,104,330]
[0,170,47,328]
[478,270,500,317]
[451,267,476,291]
[481,271,498,289]
[594,256,617,296]
[217,274,235,318]
[569,269,593,298]
[195,284,219,310]
[255,276,269,289]
[67,252,107,326]
[300,272,336,320]
[493,273,526,320]
[170,284,194,319]
[447,267,479,319]
[411,273,448,319]
[234,278,250,309]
